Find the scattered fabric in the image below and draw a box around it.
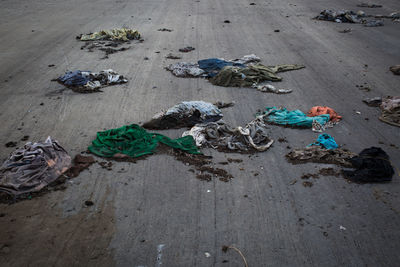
[343,147,394,182]
[254,84,292,94]
[78,28,140,41]
[315,10,364,23]
[364,20,384,26]
[379,96,400,127]
[308,134,338,150]
[263,107,330,129]
[363,97,382,107]
[179,46,195,52]
[166,62,205,77]
[213,101,235,109]
[198,58,245,77]
[0,137,71,196]
[210,64,305,87]
[229,54,261,64]
[88,124,199,158]
[357,3,382,8]
[57,69,128,93]
[307,106,342,122]
[390,65,400,75]
[143,101,223,129]
[286,146,356,167]
[183,118,273,152]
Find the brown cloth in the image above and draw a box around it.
[0,137,71,196]
[379,96,400,127]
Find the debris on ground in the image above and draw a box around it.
[56,69,128,93]
[364,19,384,26]
[213,101,235,109]
[221,246,248,267]
[182,118,274,152]
[363,97,382,106]
[301,173,319,179]
[166,62,205,77]
[0,137,71,196]
[223,20,231,23]
[338,28,352,33]
[158,28,173,32]
[302,181,313,187]
[379,96,400,127]
[319,167,342,177]
[390,65,400,75]
[142,101,222,129]
[342,147,395,183]
[357,3,382,8]
[314,9,387,26]
[88,124,200,159]
[179,46,195,52]
[165,53,181,59]
[5,141,17,147]
[307,106,342,123]
[286,146,356,167]
[84,200,94,206]
[308,134,338,150]
[198,58,246,77]
[77,28,141,58]
[66,155,95,177]
[254,84,292,94]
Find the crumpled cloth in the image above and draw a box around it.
[342,147,394,183]
[315,10,363,23]
[88,124,200,158]
[308,134,338,150]
[198,58,245,77]
[182,118,273,152]
[229,54,261,64]
[263,107,330,129]
[143,101,223,129]
[166,62,205,77]
[379,96,400,127]
[307,106,342,122]
[286,146,356,167]
[57,69,128,93]
[78,28,141,41]
[0,137,71,196]
[210,64,305,87]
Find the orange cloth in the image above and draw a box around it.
[307,106,342,122]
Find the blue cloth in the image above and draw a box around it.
[308,134,338,149]
[264,107,330,128]
[198,58,245,77]
[58,70,90,86]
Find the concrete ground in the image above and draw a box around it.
[0,0,399,266]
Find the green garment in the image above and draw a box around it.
[79,28,141,41]
[210,64,305,87]
[88,124,200,158]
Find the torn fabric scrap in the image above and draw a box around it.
[308,134,338,150]
[286,146,356,167]
[263,107,330,129]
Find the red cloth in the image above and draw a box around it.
[307,106,342,122]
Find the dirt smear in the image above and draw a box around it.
[0,186,116,266]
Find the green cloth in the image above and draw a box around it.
[210,64,305,87]
[79,28,141,41]
[88,124,200,158]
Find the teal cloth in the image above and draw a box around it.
[264,107,330,127]
[308,134,338,149]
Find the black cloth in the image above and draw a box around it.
[343,147,394,183]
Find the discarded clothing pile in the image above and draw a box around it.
[57,69,128,93]
[182,118,274,152]
[166,54,260,78]
[88,124,200,159]
[286,146,356,167]
[308,134,338,150]
[77,28,141,58]
[343,147,395,183]
[379,96,400,127]
[166,55,304,91]
[261,106,341,132]
[142,101,223,129]
[78,28,141,41]
[314,9,384,26]
[0,137,71,196]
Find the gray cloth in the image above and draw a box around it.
[166,62,205,77]
[285,147,356,167]
[0,137,71,196]
[143,101,223,129]
[182,118,274,152]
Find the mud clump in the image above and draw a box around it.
[302,181,313,187]
[319,167,342,177]
[66,155,95,178]
[227,158,243,163]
